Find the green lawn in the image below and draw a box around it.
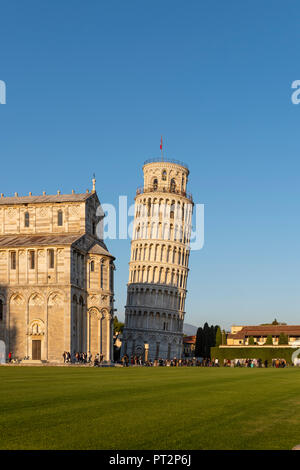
[0,366,300,450]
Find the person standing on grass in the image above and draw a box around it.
[8,351,12,363]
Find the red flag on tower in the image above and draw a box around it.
[160,136,163,150]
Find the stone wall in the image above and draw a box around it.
[0,191,115,363]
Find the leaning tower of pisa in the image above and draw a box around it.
[121,158,193,361]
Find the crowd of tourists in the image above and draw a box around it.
[7,350,293,368]
[223,358,288,368]
[120,355,220,367]
[62,351,105,366]
[120,355,292,368]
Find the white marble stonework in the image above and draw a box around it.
[122,159,193,360]
[0,181,115,363]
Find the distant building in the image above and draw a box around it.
[226,325,300,347]
[183,335,196,357]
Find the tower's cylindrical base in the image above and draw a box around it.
[121,327,183,361]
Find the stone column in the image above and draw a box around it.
[144,343,149,362]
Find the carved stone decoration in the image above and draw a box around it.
[69,205,80,216]
[6,208,17,220]
[89,307,100,320]
[28,319,45,336]
[29,293,44,306]
[38,250,45,258]
[48,292,63,307]
[10,294,25,305]
[0,252,6,259]
[19,250,25,258]
[38,208,49,217]
[102,310,113,321]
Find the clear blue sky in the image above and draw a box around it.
[1,1,300,330]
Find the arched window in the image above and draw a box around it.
[136,225,140,239]
[153,179,158,190]
[24,212,30,227]
[11,251,16,270]
[57,210,63,226]
[90,260,94,272]
[0,299,3,321]
[100,262,104,289]
[170,179,176,192]
[48,249,54,269]
[29,250,35,269]
[162,170,167,181]
[161,245,165,262]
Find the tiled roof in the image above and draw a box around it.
[0,192,94,205]
[0,234,82,248]
[183,335,196,344]
[0,235,115,258]
[88,243,114,258]
[228,325,300,339]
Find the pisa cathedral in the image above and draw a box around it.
[0,181,115,362]
[122,159,193,360]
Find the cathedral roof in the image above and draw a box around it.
[88,242,115,259]
[0,192,95,205]
[0,234,82,247]
[0,234,115,259]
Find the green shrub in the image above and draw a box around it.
[278,332,289,345]
[265,335,273,345]
[210,346,296,365]
[215,327,222,347]
[221,330,226,345]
